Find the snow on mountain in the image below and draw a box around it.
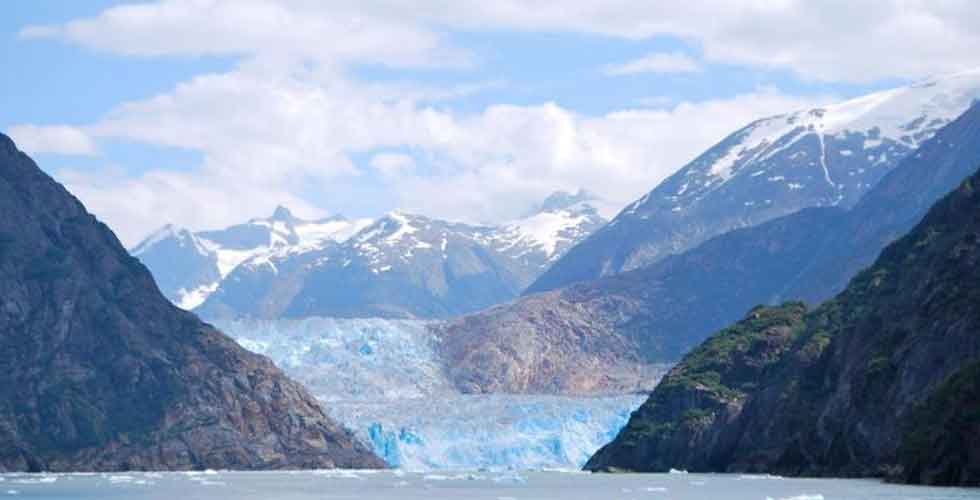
[344,211,470,274]
[657,67,980,203]
[131,206,369,309]
[187,192,609,320]
[237,211,532,319]
[215,317,645,470]
[294,217,373,250]
[490,190,609,267]
[529,68,980,293]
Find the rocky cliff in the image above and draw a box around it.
[0,133,384,472]
[585,168,980,486]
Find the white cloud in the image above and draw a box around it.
[57,163,326,247]
[385,91,832,224]
[6,125,97,156]
[603,52,701,76]
[20,0,923,245]
[48,66,828,245]
[634,96,676,108]
[370,153,417,181]
[22,1,980,81]
[19,0,471,69]
[403,1,980,83]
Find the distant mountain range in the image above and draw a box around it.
[130,207,373,310]
[435,100,980,395]
[0,133,383,472]
[529,68,980,293]
[132,190,608,319]
[586,164,980,487]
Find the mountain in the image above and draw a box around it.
[187,191,608,320]
[435,102,980,395]
[585,167,980,487]
[131,207,370,309]
[0,133,384,471]
[490,189,609,275]
[201,211,528,319]
[528,69,980,293]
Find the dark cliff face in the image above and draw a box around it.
[585,169,980,486]
[435,104,980,395]
[0,134,384,472]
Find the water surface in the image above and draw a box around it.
[2,470,977,499]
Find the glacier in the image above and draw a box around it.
[214,317,647,471]
[329,395,644,471]
[215,317,454,400]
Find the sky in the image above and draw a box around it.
[3,1,980,246]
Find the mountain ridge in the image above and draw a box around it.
[435,102,980,395]
[529,69,980,294]
[135,191,609,320]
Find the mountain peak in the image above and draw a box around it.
[130,222,193,255]
[538,189,597,213]
[0,133,15,156]
[271,204,295,221]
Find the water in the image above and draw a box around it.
[1,470,977,499]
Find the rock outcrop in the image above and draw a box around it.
[0,133,384,472]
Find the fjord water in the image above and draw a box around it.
[2,470,978,499]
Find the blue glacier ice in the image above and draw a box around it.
[214,317,455,400]
[330,394,644,470]
[215,317,647,471]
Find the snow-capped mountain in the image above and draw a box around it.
[135,191,609,318]
[528,68,980,293]
[488,189,609,273]
[130,206,371,309]
[199,211,527,319]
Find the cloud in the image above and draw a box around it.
[370,153,417,181]
[414,1,980,82]
[57,163,327,247]
[20,0,906,245]
[633,96,676,108]
[19,0,472,68]
[6,125,97,156]
[384,90,832,224]
[603,52,701,76]
[22,1,980,83]
[49,64,829,245]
